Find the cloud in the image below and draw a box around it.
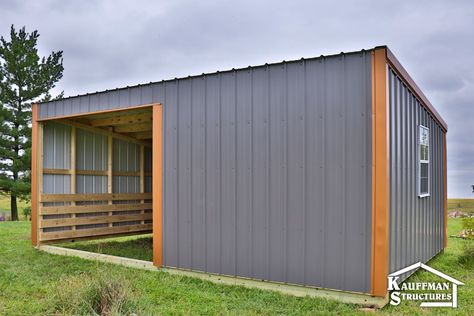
[1,0,473,197]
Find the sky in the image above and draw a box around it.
[1,0,473,197]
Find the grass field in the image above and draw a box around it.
[448,198,474,214]
[1,218,473,315]
[0,195,28,220]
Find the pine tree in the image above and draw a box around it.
[0,25,63,220]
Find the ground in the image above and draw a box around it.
[0,199,473,315]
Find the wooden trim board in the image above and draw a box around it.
[40,193,152,202]
[37,245,389,308]
[370,47,390,297]
[36,103,158,122]
[31,103,39,246]
[152,104,163,267]
[40,223,152,242]
[40,202,152,215]
[443,133,447,247]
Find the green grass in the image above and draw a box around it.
[0,194,28,219]
[448,198,474,214]
[59,234,153,261]
[1,220,473,315]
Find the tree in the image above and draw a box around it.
[0,25,63,220]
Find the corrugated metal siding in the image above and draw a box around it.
[388,68,445,281]
[39,51,373,293]
[42,123,72,232]
[112,139,140,194]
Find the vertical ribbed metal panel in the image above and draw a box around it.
[38,51,373,293]
[76,129,108,194]
[388,68,445,280]
[43,122,71,196]
[160,52,372,293]
[112,139,140,194]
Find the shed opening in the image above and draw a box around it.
[32,105,161,249]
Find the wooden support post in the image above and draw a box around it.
[37,122,44,243]
[107,134,113,227]
[70,127,76,230]
[371,47,389,297]
[140,144,145,224]
[152,104,163,267]
[31,104,40,245]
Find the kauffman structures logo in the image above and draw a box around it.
[388,262,464,308]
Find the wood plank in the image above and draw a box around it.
[140,144,145,225]
[40,223,153,241]
[107,133,113,227]
[41,213,152,228]
[370,47,389,297]
[40,193,152,202]
[31,103,39,246]
[37,103,157,122]
[70,127,77,231]
[132,131,153,140]
[57,119,151,147]
[89,112,152,127]
[114,122,153,133]
[39,230,152,244]
[40,202,152,215]
[41,168,149,177]
[43,168,71,175]
[153,104,163,267]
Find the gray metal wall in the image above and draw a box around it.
[388,68,445,280]
[39,51,373,293]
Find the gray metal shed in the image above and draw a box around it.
[31,46,447,303]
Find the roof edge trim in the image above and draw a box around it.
[380,46,448,132]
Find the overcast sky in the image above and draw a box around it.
[2,0,473,197]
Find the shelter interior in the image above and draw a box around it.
[37,106,155,244]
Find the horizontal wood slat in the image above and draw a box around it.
[40,193,152,202]
[41,213,152,228]
[89,112,152,127]
[40,223,152,242]
[40,202,153,215]
[43,168,151,177]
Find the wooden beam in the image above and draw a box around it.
[370,47,390,297]
[114,122,153,133]
[40,193,152,203]
[37,103,157,122]
[40,223,153,242]
[140,144,145,225]
[58,119,151,147]
[132,131,153,140]
[31,103,39,246]
[107,134,113,227]
[153,104,163,267]
[443,133,447,248]
[89,112,152,127]
[41,213,152,228]
[43,168,150,177]
[70,127,77,231]
[40,202,153,215]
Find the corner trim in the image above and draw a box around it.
[370,47,390,297]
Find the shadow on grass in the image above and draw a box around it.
[58,235,153,261]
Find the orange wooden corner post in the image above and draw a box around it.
[370,47,390,297]
[31,103,39,246]
[443,133,447,248]
[152,103,163,267]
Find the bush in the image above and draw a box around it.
[55,271,139,316]
[22,206,31,221]
[463,218,474,239]
[459,241,474,267]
